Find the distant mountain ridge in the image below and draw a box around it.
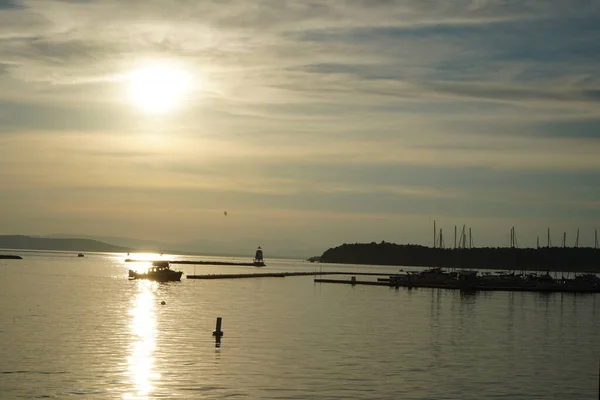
[1,234,321,259]
[43,234,165,252]
[43,233,319,259]
[0,235,133,253]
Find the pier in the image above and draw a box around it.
[314,278,600,293]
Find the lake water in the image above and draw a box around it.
[1,251,599,399]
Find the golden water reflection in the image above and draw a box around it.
[124,281,160,399]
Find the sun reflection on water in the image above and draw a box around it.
[124,281,160,399]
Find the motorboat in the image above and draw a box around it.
[128,261,183,282]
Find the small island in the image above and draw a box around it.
[319,241,600,273]
[0,255,23,259]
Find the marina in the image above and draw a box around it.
[315,267,600,293]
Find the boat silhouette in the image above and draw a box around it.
[128,261,183,282]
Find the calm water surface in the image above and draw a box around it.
[1,251,599,399]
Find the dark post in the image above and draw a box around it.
[213,317,223,336]
[351,276,356,285]
[213,317,223,348]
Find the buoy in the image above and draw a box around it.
[161,301,166,305]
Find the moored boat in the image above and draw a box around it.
[128,261,183,282]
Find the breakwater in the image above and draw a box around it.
[125,259,265,267]
[187,271,391,279]
[0,255,22,259]
[319,242,600,272]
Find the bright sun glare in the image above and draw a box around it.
[127,63,193,114]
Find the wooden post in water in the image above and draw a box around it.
[213,317,224,347]
[213,317,223,337]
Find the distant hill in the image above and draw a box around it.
[0,235,133,253]
[44,234,166,252]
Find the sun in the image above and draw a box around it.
[127,63,193,114]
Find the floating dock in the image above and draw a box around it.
[314,278,600,293]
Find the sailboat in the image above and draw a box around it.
[253,246,265,267]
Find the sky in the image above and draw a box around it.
[1,0,599,256]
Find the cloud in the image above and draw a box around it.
[1,0,600,250]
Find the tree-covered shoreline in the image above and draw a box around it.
[319,242,600,273]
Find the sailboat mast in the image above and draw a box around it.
[510,227,514,248]
[469,228,472,249]
[575,229,579,248]
[434,220,437,249]
[454,226,457,249]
